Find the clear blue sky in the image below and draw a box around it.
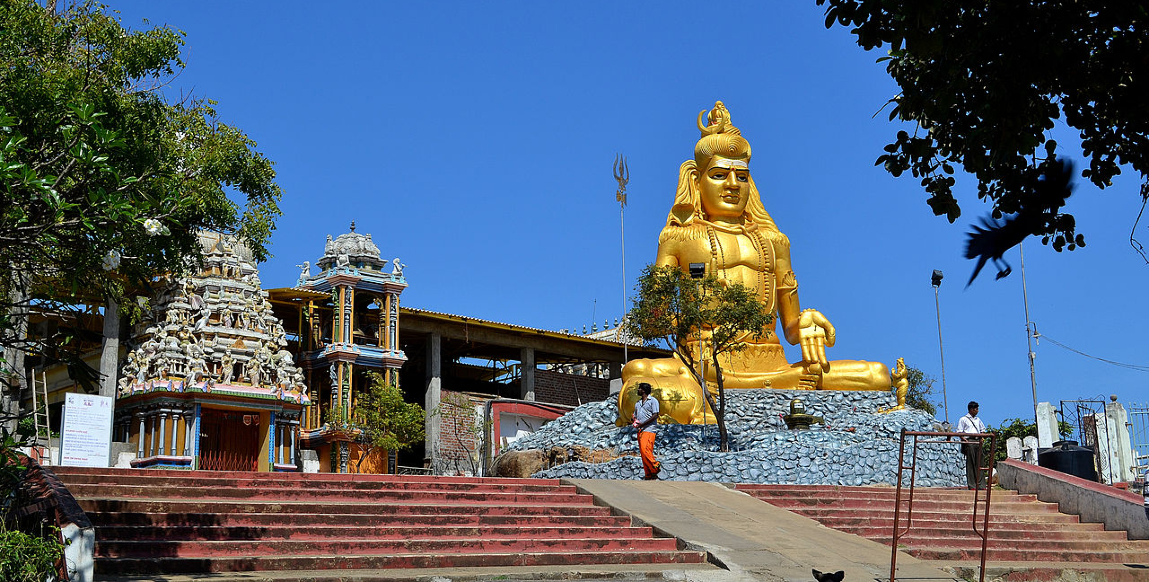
[109,1,1148,428]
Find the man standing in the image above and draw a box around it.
[957,400,988,489]
[1142,467,1148,521]
[632,382,661,480]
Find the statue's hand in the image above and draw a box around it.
[798,308,836,373]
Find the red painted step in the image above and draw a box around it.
[97,549,704,575]
[51,466,705,576]
[86,511,632,528]
[95,536,683,558]
[64,482,596,504]
[81,498,612,516]
[734,483,1149,570]
[95,523,653,541]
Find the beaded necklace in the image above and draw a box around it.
[701,220,775,306]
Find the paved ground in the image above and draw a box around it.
[105,480,965,582]
[566,479,962,582]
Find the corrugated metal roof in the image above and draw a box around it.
[400,306,637,349]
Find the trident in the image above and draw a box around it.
[614,154,629,208]
[614,154,630,360]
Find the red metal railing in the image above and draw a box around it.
[198,450,258,472]
[890,429,996,582]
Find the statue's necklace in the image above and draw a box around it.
[703,221,771,299]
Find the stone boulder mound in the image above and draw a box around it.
[501,389,964,486]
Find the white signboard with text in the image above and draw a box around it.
[59,393,114,467]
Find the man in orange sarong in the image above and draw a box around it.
[631,382,661,480]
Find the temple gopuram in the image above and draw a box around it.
[268,223,407,473]
[115,232,310,471]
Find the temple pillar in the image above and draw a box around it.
[98,294,120,398]
[289,424,297,465]
[383,294,391,351]
[391,294,399,352]
[258,410,272,472]
[136,412,145,457]
[148,413,158,457]
[425,332,441,469]
[276,423,284,465]
[342,365,351,420]
[158,412,167,456]
[193,404,202,469]
[520,347,535,401]
[169,411,179,457]
[183,411,194,456]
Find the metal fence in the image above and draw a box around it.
[1059,399,1116,483]
[1129,401,1149,479]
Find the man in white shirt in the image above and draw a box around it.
[631,382,661,480]
[957,401,988,489]
[1143,467,1148,521]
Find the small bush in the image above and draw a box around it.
[0,527,63,582]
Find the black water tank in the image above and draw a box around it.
[1038,440,1098,481]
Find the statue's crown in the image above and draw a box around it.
[697,101,742,137]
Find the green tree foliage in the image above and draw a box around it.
[904,366,938,417]
[0,528,63,582]
[817,1,1147,252]
[0,0,282,407]
[986,417,1072,462]
[1,0,282,282]
[350,372,425,472]
[989,417,1038,463]
[625,264,772,452]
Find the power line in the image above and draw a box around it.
[1035,332,1149,372]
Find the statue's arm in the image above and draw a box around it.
[773,238,803,346]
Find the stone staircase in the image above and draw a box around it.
[51,467,705,576]
[735,484,1149,580]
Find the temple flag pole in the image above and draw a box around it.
[614,154,630,363]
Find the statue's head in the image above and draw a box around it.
[668,101,776,231]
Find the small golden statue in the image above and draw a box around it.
[878,358,910,413]
[619,101,891,426]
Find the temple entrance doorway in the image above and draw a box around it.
[198,408,261,471]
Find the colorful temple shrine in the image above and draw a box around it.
[268,223,407,473]
[114,232,310,471]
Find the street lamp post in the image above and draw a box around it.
[1020,243,1040,428]
[689,262,707,425]
[932,269,950,424]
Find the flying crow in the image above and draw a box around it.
[964,160,1075,286]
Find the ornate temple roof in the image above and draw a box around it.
[117,231,310,407]
[297,222,407,292]
[314,221,386,272]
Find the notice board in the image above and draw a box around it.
[59,393,114,467]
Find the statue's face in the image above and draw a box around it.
[697,156,750,221]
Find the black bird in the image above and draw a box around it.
[964,160,1075,286]
[813,568,845,582]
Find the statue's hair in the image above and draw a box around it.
[693,132,751,170]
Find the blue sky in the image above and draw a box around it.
[109,2,1148,427]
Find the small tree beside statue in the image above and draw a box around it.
[624,264,771,452]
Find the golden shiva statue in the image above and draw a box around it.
[619,101,892,426]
